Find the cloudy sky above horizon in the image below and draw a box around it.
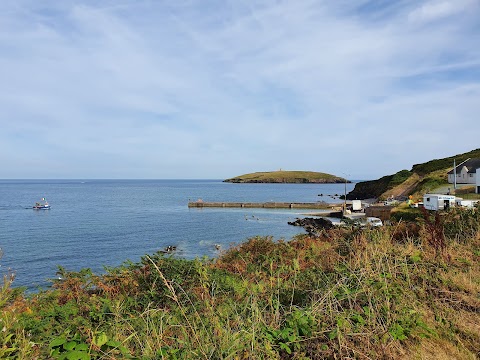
[1,0,479,180]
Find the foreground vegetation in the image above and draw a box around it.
[1,207,480,359]
[223,171,348,184]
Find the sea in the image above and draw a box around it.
[0,179,356,291]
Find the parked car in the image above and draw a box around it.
[334,217,383,228]
[366,217,383,227]
[410,202,423,208]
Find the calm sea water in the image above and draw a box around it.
[0,179,356,290]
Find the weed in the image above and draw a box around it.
[420,207,447,258]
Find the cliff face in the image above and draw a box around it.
[346,175,400,200]
[347,148,480,200]
[347,170,413,200]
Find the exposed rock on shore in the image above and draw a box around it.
[288,217,334,235]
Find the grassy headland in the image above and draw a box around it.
[224,170,348,184]
[1,207,480,359]
[347,148,480,200]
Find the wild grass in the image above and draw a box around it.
[1,207,480,359]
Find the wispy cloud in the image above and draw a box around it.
[408,0,478,23]
[0,0,479,179]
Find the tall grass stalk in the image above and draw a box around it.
[145,255,209,359]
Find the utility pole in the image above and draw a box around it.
[342,173,349,215]
[453,158,457,191]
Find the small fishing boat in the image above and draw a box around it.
[33,198,50,210]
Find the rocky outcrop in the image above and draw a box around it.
[288,217,334,235]
[346,170,412,200]
[346,176,394,200]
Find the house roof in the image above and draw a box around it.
[447,158,480,174]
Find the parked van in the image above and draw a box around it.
[423,194,456,211]
[351,200,362,212]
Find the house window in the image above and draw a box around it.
[469,174,473,177]
[426,197,430,202]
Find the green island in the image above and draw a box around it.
[224,170,348,183]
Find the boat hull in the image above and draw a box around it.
[33,205,50,210]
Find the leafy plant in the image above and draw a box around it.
[49,332,130,360]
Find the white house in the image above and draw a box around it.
[423,194,456,211]
[448,158,480,185]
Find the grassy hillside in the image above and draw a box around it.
[224,170,348,183]
[347,148,480,200]
[1,207,480,359]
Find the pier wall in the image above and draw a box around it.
[188,201,330,209]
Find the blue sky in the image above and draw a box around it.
[1,0,479,180]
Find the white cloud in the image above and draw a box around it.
[408,0,478,23]
[0,0,479,179]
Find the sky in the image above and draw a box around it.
[1,0,479,180]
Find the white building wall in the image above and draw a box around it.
[449,166,477,184]
[467,173,476,184]
[423,194,456,211]
[459,166,476,184]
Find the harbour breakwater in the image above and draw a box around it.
[188,200,331,209]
